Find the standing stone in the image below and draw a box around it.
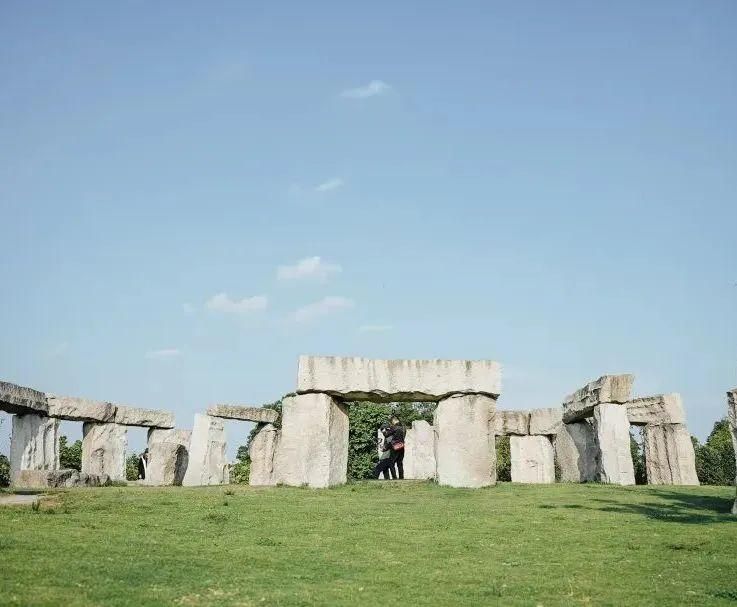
[146,429,191,486]
[554,421,598,482]
[642,423,699,485]
[249,424,279,486]
[434,394,495,488]
[529,408,563,435]
[274,393,348,488]
[10,414,60,483]
[728,390,737,514]
[82,422,127,481]
[404,420,436,480]
[593,403,635,485]
[182,414,228,486]
[510,435,555,483]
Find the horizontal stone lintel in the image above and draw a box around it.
[207,405,279,423]
[0,381,48,415]
[301,389,500,404]
[625,393,686,426]
[562,374,634,423]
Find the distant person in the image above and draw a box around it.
[373,424,395,480]
[138,448,149,480]
[389,415,406,480]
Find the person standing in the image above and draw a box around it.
[373,424,395,480]
[389,415,406,480]
[137,448,149,481]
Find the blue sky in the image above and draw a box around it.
[1,1,736,456]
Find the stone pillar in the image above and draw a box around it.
[404,419,436,480]
[728,390,737,515]
[593,403,635,485]
[434,394,495,488]
[82,422,127,481]
[554,421,598,482]
[146,429,191,486]
[510,435,555,483]
[249,424,279,486]
[273,393,348,488]
[10,414,60,483]
[182,414,228,486]
[642,423,699,485]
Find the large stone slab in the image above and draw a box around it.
[182,415,228,486]
[297,356,501,402]
[563,375,634,423]
[510,435,555,483]
[47,395,117,423]
[529,408,563,435]
[554,421,598,482]
[593,403,635,485]
[81,422,127,481]
[434,394,496,488]
[114,405,174,428]
[146,429,191,486]
[249,424,279,486]
[493,410,529,436]
[0,381,48,415]
[728,390,737,515]
[10,414,59,483]
[207,405,278,424]
[274,393,349,488]
[12,469,110,489]
[642,423,699,485]
[626,393,686,426]
[404,420,436,480]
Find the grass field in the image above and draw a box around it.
[1,482,736,606]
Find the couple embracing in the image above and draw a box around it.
[373,415,406,480]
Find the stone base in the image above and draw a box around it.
[10,414,60,483]
[249,424,279,486]
[510,435,555,483]
[643,423,699,485]
[12,469,110,488]
[82,422,127,481]
[593,403,635,485]
[554,421,598,482]
[404,420,436,480]
[182,415,228,486]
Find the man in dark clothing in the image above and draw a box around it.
[389,416,406,480]
[373,424,395,480]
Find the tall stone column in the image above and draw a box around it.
[147,428,191,486]
[82,422,127,481]
[10,414,60,483]
[554,421,598,482]
[510,435,555,483]
[593,403,635,485]
[726,390,736,514]
[404,419,436,480]
[642,423,699,485]
[273,393,348,488]
[182,414,228,486]
[249,424,279,486]
[434,393,495,488]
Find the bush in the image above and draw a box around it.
[694,419,735,486]
[126,454,140,481]
[0,454,10,487]
[496,436,511,481]
[59,436,82,471]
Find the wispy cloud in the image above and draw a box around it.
[340,80,391,99]
[206,293,268,314]
[145,348,182,360]
[294,296,354,323]
[315,178,344,193]
[358,324,393,333]
[277,256,341,282]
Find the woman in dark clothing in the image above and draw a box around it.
[389,416,406,480]
[373,424,395,480]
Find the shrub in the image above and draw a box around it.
[0,454,10,487]
[693,419,735,486]
[126,454,140,481]
[59,436,82,471]
[496,436,511,481]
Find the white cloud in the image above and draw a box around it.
[294,296,354,323]
[340,80,391,99]
[145,348,182,360]
[314,178,344,193]
[358,324,393,333]
[206,293,268,314]
[277,256,342,282]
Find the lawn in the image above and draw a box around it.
[1,482,736,606]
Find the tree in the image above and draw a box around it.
[630,430,646,485]
[126,454,140,481]
[496,436,511,481]
[693,419,736,486]
[0,453,9,487]
[59,436,82,471]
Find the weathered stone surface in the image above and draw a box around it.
[529,408,563,435]
[82,422,127,481]
[297,356,501,402]
[554,421,598,482]
[10,414,59,483]
[47,395,117,423]
[563,375,634,423]
[207,405,278,424]
[12,469,110,488]
[626,394,685,426]
[114,405,174,428]
[493,410,529,436]
[510,435,555,483]
[728,390,737,515]
[182,415,228,486]
[593,403,635,485]
[274,393,349,488]
[434,394,496,488]
[146,428,191,486]
[249,424,279,486]
[642,423,699,485]
[0,381,48,415]
[404,420,436,480]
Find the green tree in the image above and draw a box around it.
[693,419,736,485]
[496,436,511,481]
[0,453,10,487]
[126,454,140,481]
[59,435,83,471]
[630,430,646,485]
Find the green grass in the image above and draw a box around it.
[1,482,736,606]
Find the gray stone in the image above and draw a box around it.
[0,381,48,415]
[297,356,501,402]
[249,424,279,486]
[626,394,686,426]
[529,408,563,435]
[728,390,737,515]
[554,421,598,482]
[563,375,634,423]
[510,435,555,483]
[434,393,496,488]
[493,410,529,436]
[642,423,699,485]
[404,420,436,480]
[146,428,191,486]
[81,422,127,481]
[47,395,117,423]
[182,414,228,486]
[593,403,635,485]
[114,405,174,428]
[207,405,278,424]
[12,469,110,488]
[274,393,349,488]
[10,414,59,483]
